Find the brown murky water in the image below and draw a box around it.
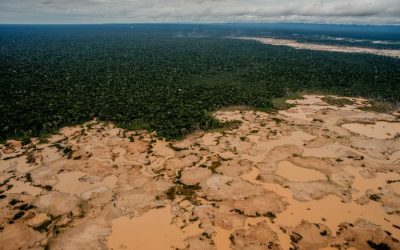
[344,165,400,198]
[243,166,400,241]
[108,205,201,250]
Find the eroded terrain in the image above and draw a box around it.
[235,37,400,58]
[1,95,400,250]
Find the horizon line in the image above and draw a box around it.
[0,22,400,27]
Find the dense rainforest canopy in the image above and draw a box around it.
[0,24,399,140]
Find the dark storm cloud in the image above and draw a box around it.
[0,0,399,24]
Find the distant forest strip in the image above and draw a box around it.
[0,25,399,140]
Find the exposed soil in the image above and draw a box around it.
[235,37,400,58]
[1,95,400,250]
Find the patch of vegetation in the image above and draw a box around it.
[165,171,201,203]
[26,152,36,164]
[321,96,354,107]
[206,119,242,135]
[271,97,295,110]
[62,146,73,158]
[209,160,222,173]
[123,120,152,132]
[34,217,53,232]
[165,184,201,204]
[264,211,276,221]
[359,100,399,113]
[271,92,307,110]
[229,234,235,244]
[173,170,184,184]
[369,194,381,202]
[201,232,212,239]
[21,136,31,145]
[9,199,21,205]
[230,208,245,215]
[189,216,199,222]
[17,203,35,211]
[3,152,25,161]
[0,178,11,187]
[11,211,25,221]
[290,232,303,243]
[367,240,391,250]
[313,118,323,123]
[272,117,284,124]
[51,142,74,158]
[38,133,52,144]
[127,134,135,142]
[223,120,243,130]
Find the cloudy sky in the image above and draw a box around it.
[0,0,399,24]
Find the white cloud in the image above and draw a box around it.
[0,0,399,24]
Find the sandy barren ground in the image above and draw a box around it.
[1,95,400,250]
[235,37,400,58]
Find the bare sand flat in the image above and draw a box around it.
[235,37,400,58]
[342,121,400,139]
[275,160,327,182]
[1,95,400,249]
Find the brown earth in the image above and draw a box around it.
[1,95,400,250]
[234,37,400,58]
